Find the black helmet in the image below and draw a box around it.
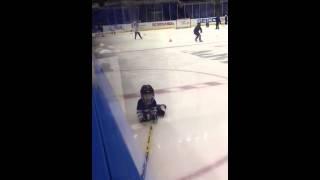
[140,84,154,97]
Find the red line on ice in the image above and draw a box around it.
[123,81,222,99]
[120,68,228,80]
[177,155,228,180]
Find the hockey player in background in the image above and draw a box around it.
[98,23,104,37]
[215,16,221,29]
[133,21,143,40]
[225,14,228,25]
[137,85,166,123]
[194,22,203,42]
[206,19,209,27]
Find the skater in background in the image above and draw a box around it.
[133,21,143,40]
[194,22,203,42]
[225,14,228,25]
[111,26,116,35]
[215,16,221,29]
[98,23,104,37]
[137,85,166,122]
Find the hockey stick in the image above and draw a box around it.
[140,123,154,180]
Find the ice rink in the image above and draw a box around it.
[93,24,228,180]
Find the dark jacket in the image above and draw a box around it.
[194,25,202,33]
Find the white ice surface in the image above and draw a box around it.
[94,24,228,180]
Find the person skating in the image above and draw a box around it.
[133,21,143,40]
[215,16,221,29]
[194,22,203,42]
[225,14,228,25]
